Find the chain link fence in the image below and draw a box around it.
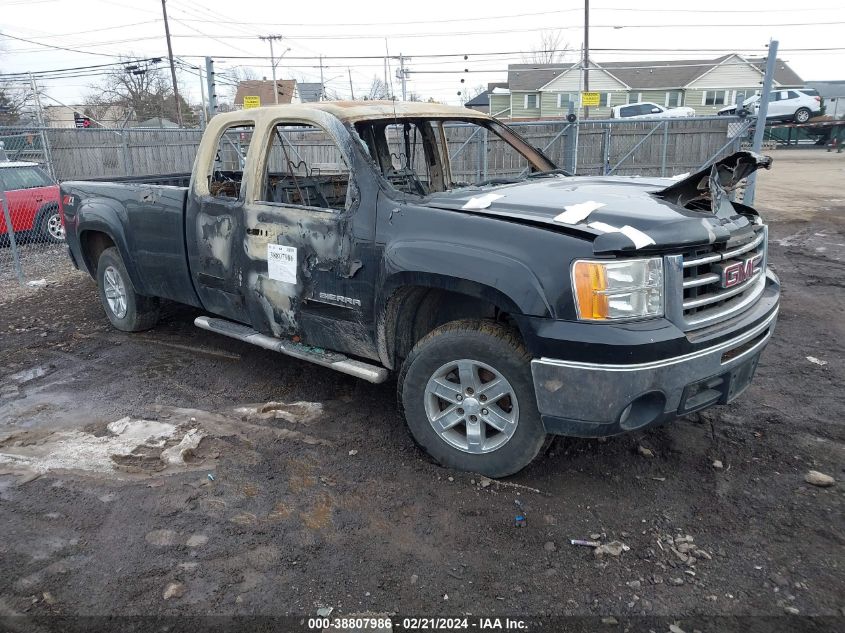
[1,116,751,291]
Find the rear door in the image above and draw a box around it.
[186,120,256,324]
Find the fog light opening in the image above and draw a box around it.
[618,392,666,431]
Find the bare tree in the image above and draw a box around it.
[364,76,389,100]
[84,57,196,126]
[0,79,29,125]
[223,66,259,102]
[523,30,569,65]
[464,84,487,101]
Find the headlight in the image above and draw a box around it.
[572,257,663,321]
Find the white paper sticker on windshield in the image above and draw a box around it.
[267,244,297,284]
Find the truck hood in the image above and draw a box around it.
[424,151,772,254]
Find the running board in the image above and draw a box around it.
[194,316,389,384]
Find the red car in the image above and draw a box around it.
[0,161,64,243]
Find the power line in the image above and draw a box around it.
[0,31,124,57]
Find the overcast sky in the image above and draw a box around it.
[1,0,843,108]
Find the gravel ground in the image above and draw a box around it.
[0,151,842,631]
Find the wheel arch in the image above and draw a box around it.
[376,273,531,370]
[77,223,145,293]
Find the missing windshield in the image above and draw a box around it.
[352,118,556,196]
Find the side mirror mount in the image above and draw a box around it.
[651,107,661,113]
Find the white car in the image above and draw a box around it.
[610,102,696,119]
[717,89,822,123]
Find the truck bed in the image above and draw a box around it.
[61,177,199,307]
[82,173,193,187]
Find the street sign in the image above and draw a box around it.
[581,92,600,107]
[243,96,261,109]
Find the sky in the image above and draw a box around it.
[1,0,844,109]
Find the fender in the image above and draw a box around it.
[375,240,555,368]
[75,198,148,295]
[378,239,553,319]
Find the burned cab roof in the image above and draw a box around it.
[211,101,491,126]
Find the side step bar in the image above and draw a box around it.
[194,316,389,384]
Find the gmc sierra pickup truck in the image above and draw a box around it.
[61,102,779,477]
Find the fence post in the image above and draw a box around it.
[744,39,778,206]
[564,101,577,174]
[601,125,611,175]
[475,127,484,182]
[1,190,25,286]
[660,120,669,177]
[481,128,488,180]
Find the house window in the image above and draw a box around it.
[627,92,642,104]
[703,90,728,106]
[556,93,574,109]
[524,93,539,109]
[665,91,682,107]
[599,93,610,107]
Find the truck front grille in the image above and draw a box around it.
[673,227,768,330]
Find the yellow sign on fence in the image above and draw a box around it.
[243,96,261,109]
[580,92,600,107]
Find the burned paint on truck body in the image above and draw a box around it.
[61,101,779,439]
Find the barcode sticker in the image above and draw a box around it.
[267,244,297,284]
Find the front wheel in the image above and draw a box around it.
[96,247,160,332]
[398,319,547,478]
[38,206,65,243]
[794,107,811,123]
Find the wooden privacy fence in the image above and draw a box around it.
[0,116,746,182]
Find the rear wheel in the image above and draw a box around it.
[96,247,159,332]
[794,107,811,123]
[37,206,65,243]
[398,319,547,478]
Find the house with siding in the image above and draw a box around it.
[490,55,804,120]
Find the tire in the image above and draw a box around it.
[96,247,160,332]
[37,205,65,243]
[794,107,811,123]
[398,319,547,478]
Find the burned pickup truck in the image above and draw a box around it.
[60,102,779,477]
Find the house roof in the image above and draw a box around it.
[234,79,298,106]
[745,58,804,87]
[298,82,324,103]
[601,56,734,90]
[508,63,576,91]
[505,56,804,91]
[464,92,489,107]
[806,80,845,98]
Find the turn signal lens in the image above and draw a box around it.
[572,258,664,321]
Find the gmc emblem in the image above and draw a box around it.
[715,255,761,289]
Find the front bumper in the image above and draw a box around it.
[530,281,779,438]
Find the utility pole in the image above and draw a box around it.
[319,56,325,101]
[260,34,284,104]
[205,57,218,119]
[196,64,207,129]
[160,0,183,126]
[348,68,355,100]
[29,73,55,178]
[744,39,778,206]
[397,53,408,101]
[583,0,590,120]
